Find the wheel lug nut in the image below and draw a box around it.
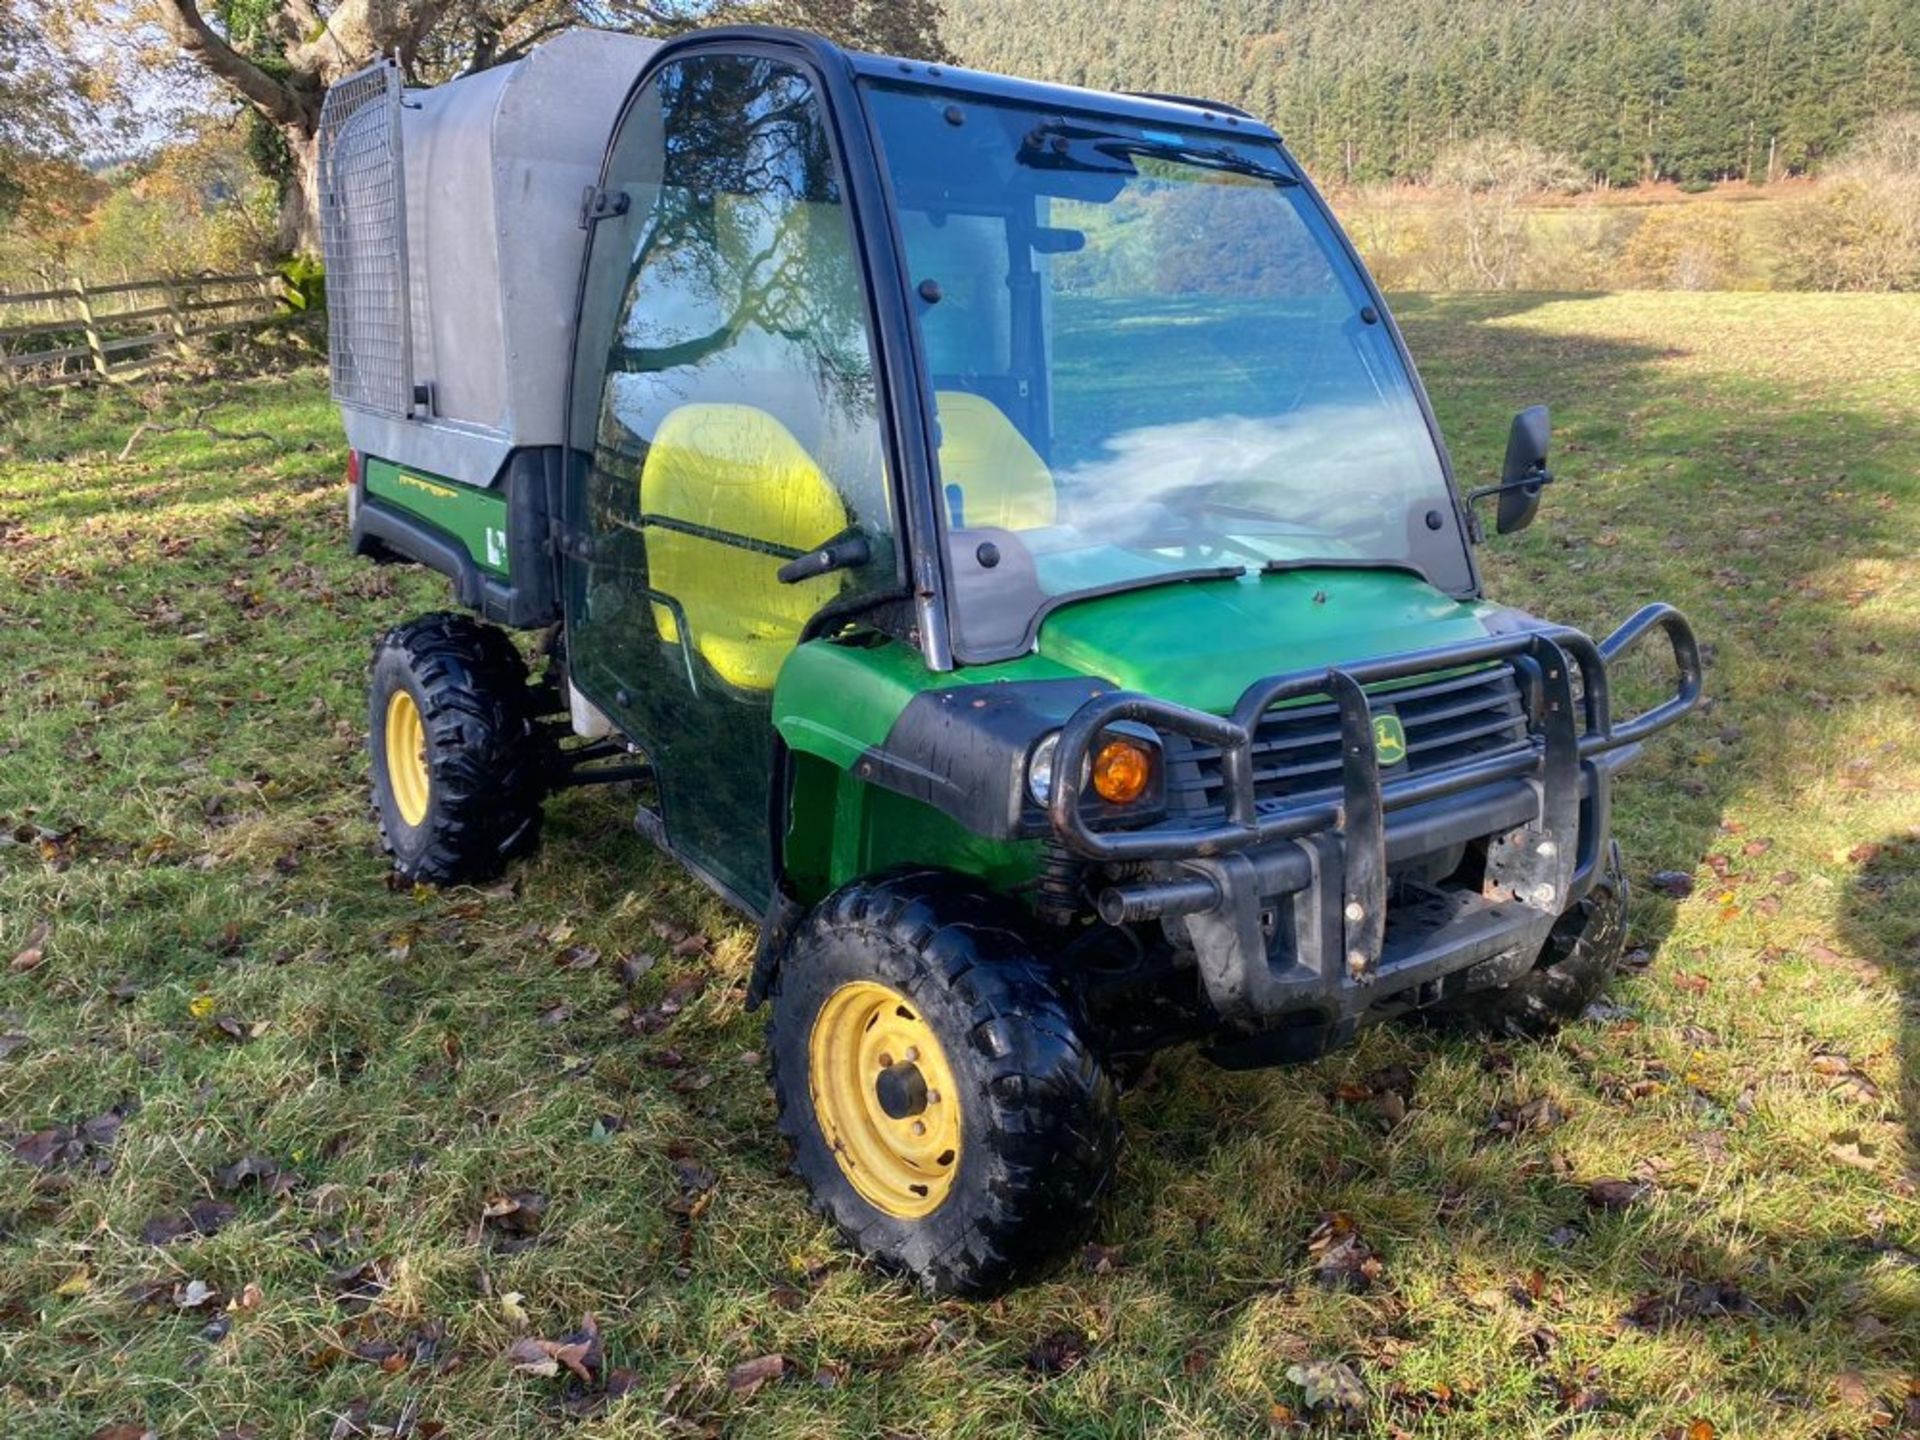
[905,1046,919,1062]
[878,1052,894,1068]
[911,1121,926,1136]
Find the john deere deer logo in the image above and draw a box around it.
[1373,713,1408,765]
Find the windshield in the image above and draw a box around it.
[862,82,1475,663]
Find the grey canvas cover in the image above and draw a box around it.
[320,28,661,486]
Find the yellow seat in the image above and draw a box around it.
[934,391,1056,531]
[640,404,846,693]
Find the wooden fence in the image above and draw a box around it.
[0,267,289,390]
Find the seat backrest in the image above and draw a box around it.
[640,403,846,693]
[934,390,1057,531]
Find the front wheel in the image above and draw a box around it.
[767,873,1120,1295]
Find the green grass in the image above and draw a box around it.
[2,293,1916,1438]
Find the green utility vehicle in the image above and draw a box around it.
[320,26,1702,1292]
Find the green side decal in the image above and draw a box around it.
[363,457,511,577]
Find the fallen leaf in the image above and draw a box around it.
[727,1352,786,1394]
[215,1154,297,1197]
[1484,1093,1567,1141]
[481,1189,546,1251]
[1287,1358,1367,1420]
[1306,1214,1383,1291]
[1586,1178,1653,1211]
[1621,1277,1762,1329]
[10,919,49,972]
[175,1278,217,1309]
[141,1199,237,1245]
[667,1158,717,1217]
[506,1335,559,1378]
[618,952,657,986]
[1828,1134,1879,1170]
[1648,870,1695,898]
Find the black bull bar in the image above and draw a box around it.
[1044,604,1702,1028]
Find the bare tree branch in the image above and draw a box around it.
[152,0,306,125]
[287,0,462,83]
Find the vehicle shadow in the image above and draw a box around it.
[1836,832,1920,1153]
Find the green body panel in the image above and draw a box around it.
[773,637,1083,895]
[771,567,1501,896]
[772,636,1087,767]
[1034,568,1496,714]
[363,457,511,578]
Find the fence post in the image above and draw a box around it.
[252,261,282,315]
[164,278,189,354]
[72,277,108,379]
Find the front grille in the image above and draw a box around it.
[1165,665,1530,819]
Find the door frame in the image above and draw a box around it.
[560,29,948,917]
[565,26,952,676]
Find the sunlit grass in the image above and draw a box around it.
[2,294,1915,1438]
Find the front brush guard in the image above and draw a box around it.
[1044,604,1702,1028]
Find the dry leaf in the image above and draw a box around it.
[1287,1358,1367,1419]
[1834,1370,1873,1409]
[1586,1178,1653,1210]
[55,1267,92,1297]
[727,1352,786,1394]
[506,1336,558,1378]
[10,919,49,972]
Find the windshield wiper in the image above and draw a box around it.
[1019,120,1298,186]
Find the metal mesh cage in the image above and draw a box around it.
[319,62,412,417]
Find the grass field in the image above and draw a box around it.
[1,293,1915,1439]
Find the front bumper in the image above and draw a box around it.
[1044,604,1702,1032]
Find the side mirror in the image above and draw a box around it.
[1468,405,1554,537]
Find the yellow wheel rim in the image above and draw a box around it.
[808,981,962,1218]
[384,688,430,827]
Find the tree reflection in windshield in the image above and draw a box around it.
[864,80,1475,661]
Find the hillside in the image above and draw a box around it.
[943,0,1920,186]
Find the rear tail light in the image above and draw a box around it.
[346,449,361,487]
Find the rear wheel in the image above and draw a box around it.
[1420,843,1630,1038]
[367,613,547,885]
[768,873,1120,1295]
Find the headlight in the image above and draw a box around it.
[1091,734,1154,804]
[1027,725,1160,808]
[1026,732,1060,806]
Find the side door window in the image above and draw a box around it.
[567,51,894,908]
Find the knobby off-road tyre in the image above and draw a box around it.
[367,613,547,886]
[1421,842,1631,1040]
[767,872,1121,1296]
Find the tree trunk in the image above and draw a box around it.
[278,125,323,257]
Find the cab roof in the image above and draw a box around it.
[842,49,1281,143]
